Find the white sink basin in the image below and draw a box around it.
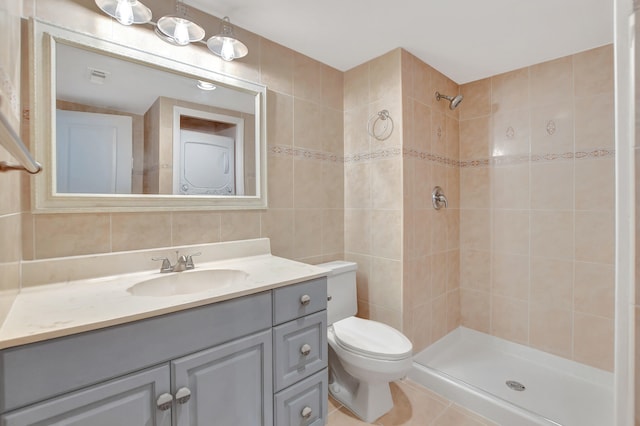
[127,269,248,297]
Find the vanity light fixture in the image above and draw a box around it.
[156,0,205,46]
[207,17,249,61]
[94,0,152,26]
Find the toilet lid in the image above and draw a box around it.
[332,317,413,361]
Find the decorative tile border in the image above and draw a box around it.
[269,145,341,162]
[268,144,615,168]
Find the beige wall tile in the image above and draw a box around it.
[369,49,402,103]
[460,249,491,292]
[492,210,530,255]
[412,100,432,153]
[369,257,402,312]
[267,90,293,147]
[529,303,572,358]
[574,94,615,151]
[322,208,344,256]
[460,288,490,333]
[531,210,574,260]
[530,101,574,155]
[575,158,615,211]
[261,209,294,259]
[344,62,369,112]
[293,158,323,208]
[460,78,491,120]
[574,261,614,318]
[371,158,402,209]
[267,154,294,209]
[491,165,530,210]
[171,212,221,246]
[575,210,615,264]
[370,210,402,260]
[431,252,448,298]
[491,68,530,113]
[321,64,343,111]
[259,38,293,95]
[531,161,574,210]
[293,53,322,103]
[344,209,370,255]
[492,253,529,300]
[460,209,490,251]
[530,56,573,107]
[293,208,323,260]
[322,162,344,209]
[431,294,448,342]
[460,117,491,160]
[344,106,370,155]
[461,168,490,209]
[293,99,323,149]
[573,45,614,98]
[36,213,111,258]
[573,312,614,371]
[491,295,528,344]
[220,211,261,242]
[491,108,530,157]
[344,162,371,209]
[530,257,573,308]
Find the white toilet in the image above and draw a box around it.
[318,261,413,423]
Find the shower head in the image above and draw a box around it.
[435,91,464,110]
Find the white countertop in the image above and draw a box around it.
[0,240,328,350]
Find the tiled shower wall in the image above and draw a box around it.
[342,48,461,348]
[458,45,615,371]
[401,51,461,352]
[343,49,405,330]
[20,0,344,266]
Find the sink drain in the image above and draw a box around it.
[506,380,526,391]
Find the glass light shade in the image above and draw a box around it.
[95,0,152,25]
[207,17,248,61]
[157,15,205,45]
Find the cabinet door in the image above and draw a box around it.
[172,329,273,426]
[0,365,171,426]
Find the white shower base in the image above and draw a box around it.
[409,327,613,426]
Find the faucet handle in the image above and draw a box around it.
[185,252,202,270]
[152,257,172,273]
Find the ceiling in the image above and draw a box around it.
[185,0,613,84]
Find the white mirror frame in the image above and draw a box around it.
[30,18,267,212]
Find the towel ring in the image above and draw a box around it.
[367,109,394,141]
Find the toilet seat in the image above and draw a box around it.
[332,317,412,361]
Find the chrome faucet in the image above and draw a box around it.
[152,251,201,273]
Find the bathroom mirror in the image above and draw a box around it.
[30,19,267,212]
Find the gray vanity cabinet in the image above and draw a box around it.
[1,365,172,426]
[0,278,328,426]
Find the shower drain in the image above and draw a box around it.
[506,380,526,391]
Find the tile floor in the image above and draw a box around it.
[327,379,500,426]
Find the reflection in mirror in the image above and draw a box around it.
[55,42,256,196]
[31,19,267,212]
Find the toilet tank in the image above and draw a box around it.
[316,261,358,325]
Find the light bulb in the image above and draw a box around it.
[220,39,235,61]
[115,0,134,25]
[173,20,190,45]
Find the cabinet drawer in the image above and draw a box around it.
[274,369,328,426]
[273,277,327,325]
[273,311,327,391]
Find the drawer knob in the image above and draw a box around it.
[301,406,313,419]
[300,294,311,305]
[156,393,173,411]
[300,343,312,356]
[175,387,192,405]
